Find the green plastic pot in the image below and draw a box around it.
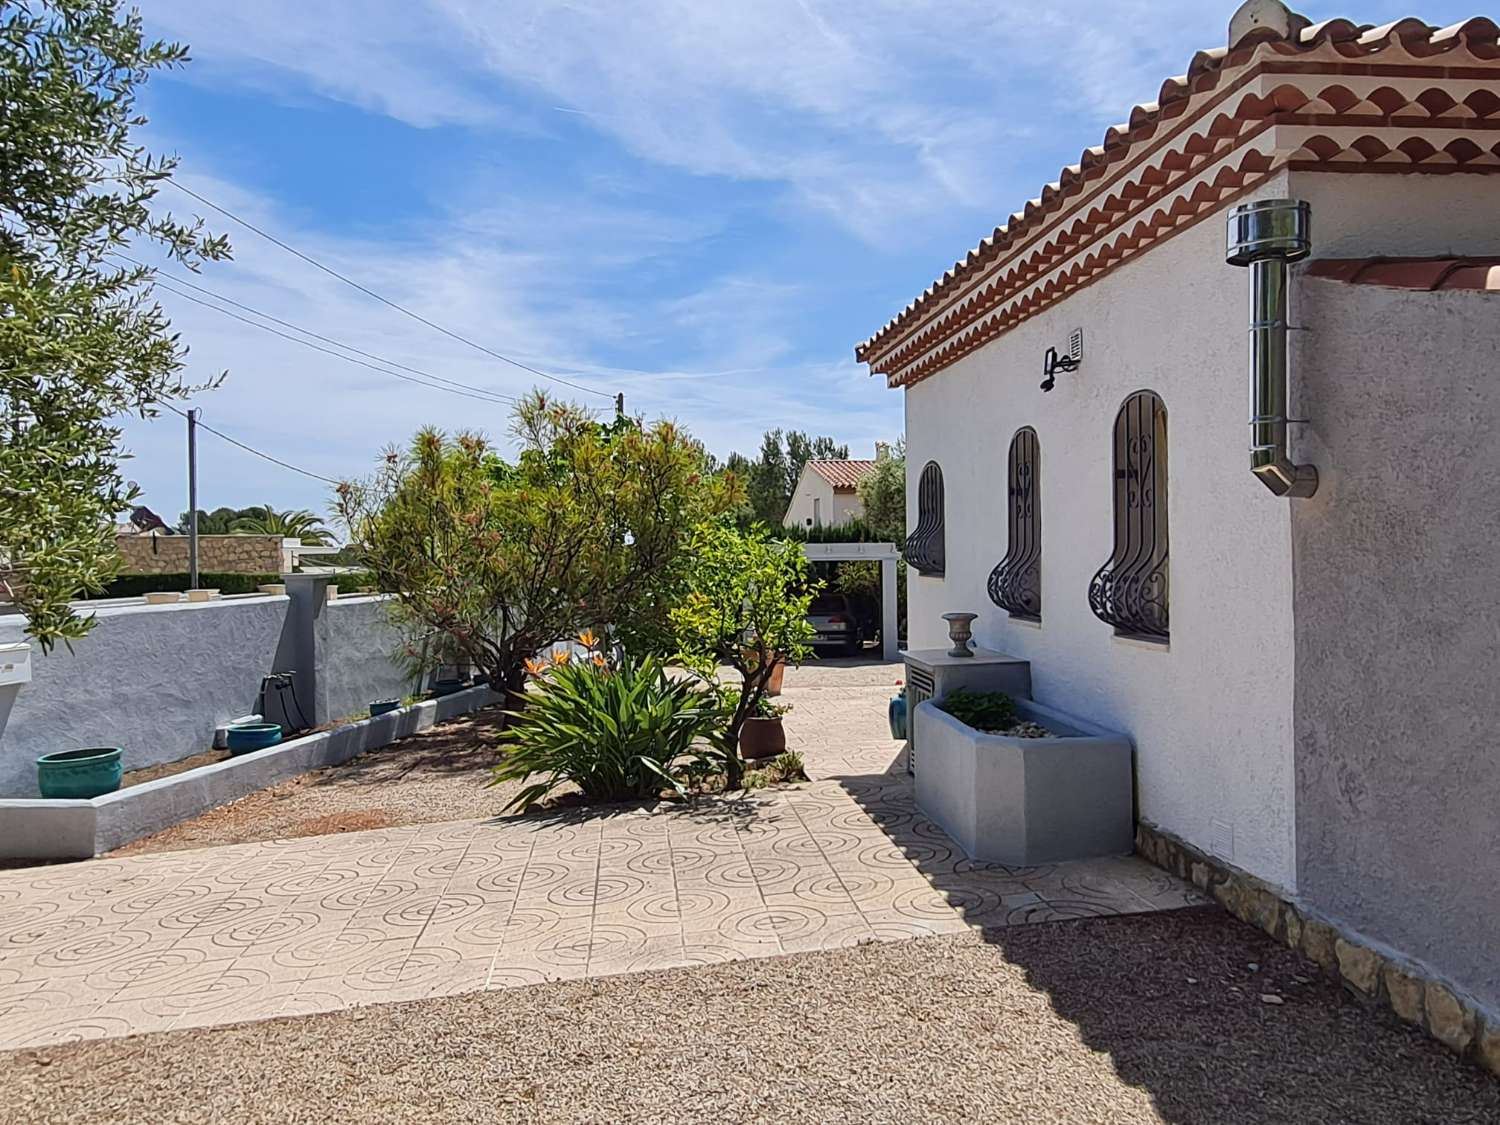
[36,747,123,799]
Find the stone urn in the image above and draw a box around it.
[941,612,978,658]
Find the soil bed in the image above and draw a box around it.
[111,708,518,857]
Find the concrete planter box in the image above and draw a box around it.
[0,684,500,861]
[912,697,1133,865]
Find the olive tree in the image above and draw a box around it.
[338,392,740,712]
[1,0,229,648]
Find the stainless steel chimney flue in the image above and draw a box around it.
[1226,198,1318,498]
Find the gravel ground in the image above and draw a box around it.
[4,908,1494,1125]
[110,709,523,857]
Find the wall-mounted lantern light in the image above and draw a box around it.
[1040,328,1083,392]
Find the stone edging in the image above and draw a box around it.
[1135,820,1500,1077]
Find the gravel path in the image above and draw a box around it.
[111,709,522,857]
[4,908,1494,1125]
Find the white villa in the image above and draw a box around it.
[782,455,883,530]
[858,1,1500,1062]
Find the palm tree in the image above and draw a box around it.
[230,505,334,546]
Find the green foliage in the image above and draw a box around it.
[751,693,791,719]
[766,750,806,783]
[736,429,849,526]
[82,571,281,598]
[339,391,740,707]
[857,439,906,544]
[0,0,230,649]
[937,689,1019,733]
[776,515,886,544]
[178,506,257,534]
[672,521,818,778]
[490,652,726,812]
[226,505,333,545]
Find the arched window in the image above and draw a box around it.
[987,427,1040,620]
[904,461,945,577]
[1088,392,1169,640]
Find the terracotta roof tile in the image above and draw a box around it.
[854,5,1500,367]
[806,460,878,493]
[1304,256,1500,290]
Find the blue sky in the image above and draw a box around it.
[118,0,1476,524]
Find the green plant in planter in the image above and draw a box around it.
[937,689,1018,733]
[490,649,726,812]
[752,696,791,719]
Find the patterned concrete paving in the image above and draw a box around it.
[0,658,1208,1050]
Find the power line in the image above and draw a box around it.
[150,277,520,407]
[166,180,613,400]
[161,403,343,486]
[117,253,521,406]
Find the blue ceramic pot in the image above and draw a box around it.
[227,723,283,755]
[888,693,908,741]
[369,699,401,718]
[36,747,123,799]
[432,678,466,697]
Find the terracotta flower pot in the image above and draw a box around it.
[739,717,786,761]
[764,660,786,697]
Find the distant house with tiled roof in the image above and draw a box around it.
[783,448,888,529]
[856,0,1500,1066]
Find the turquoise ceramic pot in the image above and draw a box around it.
[226,723,283,755]
[888,693,908,741]
[36,747,123,799]
[369,699,401,718]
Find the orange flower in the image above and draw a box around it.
[577,628,598,649]
[524,656,551,677]
[591,652,607,668]
[553,650,571,666]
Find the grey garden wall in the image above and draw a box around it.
[0,596,292,797]
[0,579,412,798]
[1291,270,1500,1014]
[309,591,415,723]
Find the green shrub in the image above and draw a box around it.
[937,689,1018,733]
[84,572,283,598]
[767,750,806,783]
[490,652,726,812]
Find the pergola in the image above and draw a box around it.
[800,541,900,662]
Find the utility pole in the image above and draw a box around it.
[187,408,200,590]
[614,392,625,420]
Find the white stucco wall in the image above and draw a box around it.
[784,472,863,529]
[903,172,1301,892]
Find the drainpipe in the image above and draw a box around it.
[1226,199,1318,498]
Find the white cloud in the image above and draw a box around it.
[145,0,1237,241]
[117,168,899,520]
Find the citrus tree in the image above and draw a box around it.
[339,392,740,712]
[0,0,229,648]
[671,520,818,783]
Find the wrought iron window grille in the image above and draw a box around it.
[1088,391,1169,641]
[987,427,1041,621]
[904,461,946,577]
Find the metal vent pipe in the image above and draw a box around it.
[1226,199,1318,498]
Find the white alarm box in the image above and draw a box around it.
[0,642,32,686]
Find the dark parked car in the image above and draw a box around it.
[806,593,877,654]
